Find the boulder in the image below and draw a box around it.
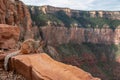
[10,53,100,80]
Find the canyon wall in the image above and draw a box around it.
[89,11,120,20]
[0,0,33,40]
[0,24,20,49]
[41,26,120,45]
[0,0,32,28]
[29,5,120,20]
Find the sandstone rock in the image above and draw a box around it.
[0,0,33,40]
[41,26,120,45]
[0,24,20,49]
[0,54,6,61]
[29,5,120,20]
[89,11,120,20]
[10,53,100,80]
[31,5,72,16]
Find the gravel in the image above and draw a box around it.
[0,68,26,80]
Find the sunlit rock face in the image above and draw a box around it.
[29,5,120,20]
[89,11,120,20]
[9,53,100,80]
[0,0,32,28]
[0,24,20,49]
[0,0,33,40]
[41,26,120,45]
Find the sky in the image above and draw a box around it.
[21,0,120,11]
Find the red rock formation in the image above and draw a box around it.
[0,0,31,29]
[41,26,120,45]
[9,53,100,80]
[0,24,20,49]
[0,0,32,28]
[0,0,33,40]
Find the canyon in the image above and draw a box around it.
[35,26,120,80]
[28,5,120,80]
[0,0,120,80]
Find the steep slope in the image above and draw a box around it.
[55,43,120,80]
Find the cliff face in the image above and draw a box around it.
[0,0,32,28]
[41,26,120,45]
[29,5,120,20]
[0,0,33,40]
[89,11,120,20]
[0,24,20,49]
[28,5,120,29]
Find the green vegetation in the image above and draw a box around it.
[56,43,119,80]
[72,16,120,29]
[56,43,118,60]
[54,11,78,27]
[28,6,120,29]
[115,45,120,58]
[29,6,63,26]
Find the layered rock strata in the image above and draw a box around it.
[0,0,33,40]
[41,26,120,45]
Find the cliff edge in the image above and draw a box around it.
[9,53,100,80]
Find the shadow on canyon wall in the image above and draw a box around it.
[55,43,120,80]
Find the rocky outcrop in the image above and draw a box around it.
[89,11,120,20]
[0,0,32,28]
[0,24,20,49]
[9,53,100,80]
[0,0,33,40]
[29,5,71,16]
[40,5,72,16]
[41,26,120,45]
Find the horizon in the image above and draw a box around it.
[28,5,120,12]
[21,0,120,11]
